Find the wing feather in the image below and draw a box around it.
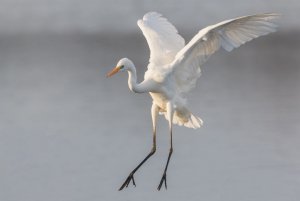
[137,12,185,67]
[171,13,280,93]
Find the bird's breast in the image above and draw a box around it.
[149,92,169,111]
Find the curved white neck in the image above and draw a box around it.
[127,66,149,93]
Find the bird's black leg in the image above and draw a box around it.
[119,145,156,190]
[119,104,159,191]
[157,132,173,190]
[158,102,174,191]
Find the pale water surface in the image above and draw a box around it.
[0,33,299,201]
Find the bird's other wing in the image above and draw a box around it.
[170,13,280,94]
[138,12,185,67]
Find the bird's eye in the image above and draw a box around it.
[120,65,124,69]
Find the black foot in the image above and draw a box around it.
[157,172,167,190]
[119,173,136,191]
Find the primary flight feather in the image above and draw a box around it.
[106,12,279,190]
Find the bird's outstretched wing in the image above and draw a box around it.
[138,12,185,67]
[171,13,280,94]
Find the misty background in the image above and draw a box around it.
[0,0,299,201]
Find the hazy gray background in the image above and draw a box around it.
[0,0,299,201]
[0,0,299,34]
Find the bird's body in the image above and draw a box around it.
[106,12,279,190]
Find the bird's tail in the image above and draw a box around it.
[171,112,203,129]
[184,114,203,129]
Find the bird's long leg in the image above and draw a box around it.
[158,102,174,190]
[119,104,159,191]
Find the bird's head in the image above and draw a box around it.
[106,58,134,77]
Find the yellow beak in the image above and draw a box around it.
[106,66,121,78]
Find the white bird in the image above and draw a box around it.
[106,12,279,190]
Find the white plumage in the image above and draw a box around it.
[138,12,185,67]
[108,12,279,129]
[107,12,279,190]
[131,12,278,129]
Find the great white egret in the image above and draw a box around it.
[106,12,279,190]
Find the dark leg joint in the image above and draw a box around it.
[151,146,156,154]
